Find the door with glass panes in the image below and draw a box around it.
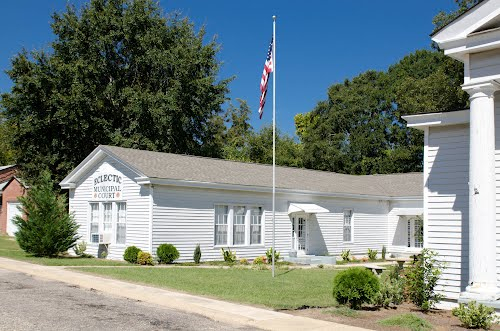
[291,215,308,255]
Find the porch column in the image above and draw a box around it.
[461,82,500,300]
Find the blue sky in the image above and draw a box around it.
[0,1,458,136]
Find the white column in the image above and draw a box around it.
[461,82,500,301]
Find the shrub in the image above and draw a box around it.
[14,171,80,257]
[137,251,154,265]
[374,270,405,308]
[367,248,378,261]
[253,256,267,264]
[405,248,445,311]
[452,301,498,329]
[341,249,351,261]
[239,258,249,265]
[381,245,387,260]
[124,246,142,263]
[265,248,280,264]
[332,267,380,309]
[157,244,180,264]
[193,244,201,264]
[73,241,89,257]
[221,248,236,263]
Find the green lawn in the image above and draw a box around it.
[77,266,338,309]
[0,235,128,266]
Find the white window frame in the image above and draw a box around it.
[407,217,423,248]
[88,201,127,245]
[250,207,263,245]
[214,205,229,246]
[214,204,263,247]
[89,203,100,243]
[343,209,354,243]
[116,202,127,245]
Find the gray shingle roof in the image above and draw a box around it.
[101,145,422,198]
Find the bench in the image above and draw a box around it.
[364,264,386,276]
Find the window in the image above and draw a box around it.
[343,210,353,242]
[233,206,246,245]
[88,202,127,244]
[90,203,99,242]
[215,205,228,246]
[408,217,424,248]
[116,202,126,244]
[250,207,262,245]
[414,219,423,248]
[407,219,411,248]
[214,204,263,246]
[103,203,112,231]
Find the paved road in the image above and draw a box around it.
[0,269,258,331]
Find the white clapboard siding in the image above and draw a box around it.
[151,185,402,262]
[470,49,500,82]
[69,156,151,260]
[426,124,469,300]
[152,186,275,262]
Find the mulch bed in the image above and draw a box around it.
[287,302,500,330]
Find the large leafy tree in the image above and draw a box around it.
[1,0,230,183]
[299,49,467,175]
[0,113,16,165]
[222,99,253,162]
[247,125,303,168]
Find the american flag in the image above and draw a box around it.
[258,38,273,119]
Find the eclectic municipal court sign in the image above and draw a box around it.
[93,172,123,200]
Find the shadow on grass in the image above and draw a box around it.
[276,268,296,277]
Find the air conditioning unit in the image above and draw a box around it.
[91,233,100,244]
[98,232,112,244]
[90,232,112,244]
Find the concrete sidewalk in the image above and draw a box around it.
[0,258,371,331]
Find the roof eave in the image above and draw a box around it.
[402,109,469,130]
[59,145,145,188]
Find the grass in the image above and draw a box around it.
[378,313,433,331]
[76,266,338,309]
[0,235,128,266]
[324,306,360,318]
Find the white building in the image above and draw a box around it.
[60,145,423,262]
[403,0,500,302]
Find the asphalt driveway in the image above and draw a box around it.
[0,268,257,331]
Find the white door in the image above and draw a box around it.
[7,202,22,236]
[292,216,308,255]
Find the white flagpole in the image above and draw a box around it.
[272,15,276,278]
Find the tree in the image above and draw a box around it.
[0,112,16,165]
[247,125,303,168]
[14,171,80,257]
[387,50,468,115]
[1,0,230,183]
[432,0,479,34]
[299,49,467,175]
[222,99,253,162]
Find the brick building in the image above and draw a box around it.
[0,165,27,235]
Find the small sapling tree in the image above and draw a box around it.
[14,171,79,257]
